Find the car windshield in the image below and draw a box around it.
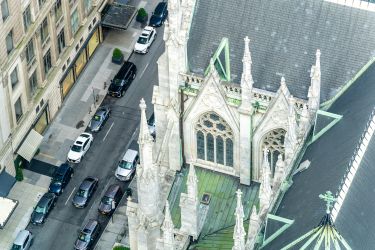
[35,205,46,213]
[101,196,113,205]
[119,160,133,170]
[11,244,22,250]
[93,115,101,121]
[78,232,91,242]
[154,6,164,16]
[77,189,88,198]
[53,173,64,182]
[113,79,122,86]
[71,145,82,152]
[137,37,148,44]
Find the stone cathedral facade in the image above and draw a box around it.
[126,0,321,249]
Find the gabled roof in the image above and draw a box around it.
[264,51,375,249]
[168,166,259,245]
[187,0,375,102]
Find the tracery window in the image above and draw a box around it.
[262,128,286,174]
[196,112,233,167]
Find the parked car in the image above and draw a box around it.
[30,193,57,225]
[149,2,168,27]
[134,26,157,54]
[72,177,99,208]
[67,133,93,163]
[74,219,100,250]
[108,62,137,97]
[12,230,33,250]
[48,163,74,195]
[98,184,123,215]
[88,106,111,132]
[115,149,139,181]
[147,113,156,138]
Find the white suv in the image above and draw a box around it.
[134,26,156,54]
[115,149,139,181]
[67,133,93,163]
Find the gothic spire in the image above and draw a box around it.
[241,36,253,90]
[280,76,290,97]
[162,202,175,245]
[187,163,198,200]
[138,98,153,145]
[246,206,260,250]
[233,189,246,250]
[261,147,272,195]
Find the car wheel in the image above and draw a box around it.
[121,90,125,97]
[146,47,149,53]
[70,172,74,178]
[132,73,136,80]
[61,188,64,194]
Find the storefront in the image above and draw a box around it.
[60,25,102,99]
[33,105,49,135]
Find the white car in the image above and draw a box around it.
[115,149,139,181]
[134,26,156,54]
[67,133,93,163]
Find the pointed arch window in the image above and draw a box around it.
[195,112,233,167]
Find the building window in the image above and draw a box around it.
[57,29,65,54]
[5,30,13,54]
[71,9,79,35]
[23,5,32,31]
[10,67,18,88]
[40,17,49,43]
[25,39,35,64]
[43,50,52,75]
[29,71,38,96]
[84,0,92,14]
[54,0,62,20]
[1,0,9,22]
[195,112,234,167]
[14,97,23,123]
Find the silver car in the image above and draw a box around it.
[12,230,33,250]
[88,107,110,132]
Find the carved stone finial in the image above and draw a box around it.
[233,189,246,250]
[138,98,153,144]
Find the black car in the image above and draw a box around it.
[72,177,99,208]
[74,219,100,250]
[98,184,123,215]
[108,62,137,97]
[149,2,168,27]
[48,163,74,195]
[30,193,57,225]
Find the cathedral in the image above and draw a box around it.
[125,0,337,249]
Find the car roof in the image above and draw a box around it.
[115,61,135,80]
[14,230,31,245]
[155,2,167,12]
[56,163,70,175]
[75,133,91,144]
[95,107,108,116]
[122,149,138,162]
[80,177,97,189]
[82,219,98,232]
[38,193,54,206]
[104,184,121,198]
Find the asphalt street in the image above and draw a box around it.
[27,26,165,250]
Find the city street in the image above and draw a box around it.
[26,24,165,250]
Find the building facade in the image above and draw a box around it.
[127,0,321,249]
[0,0,105,176]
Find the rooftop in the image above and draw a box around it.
[187,0,375,102]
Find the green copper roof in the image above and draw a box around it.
[168,165,259,248]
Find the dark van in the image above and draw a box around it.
[108,61,137,97]
[98,184,123,215]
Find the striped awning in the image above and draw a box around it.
[17,129,43,162]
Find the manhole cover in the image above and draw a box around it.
[76,120,85,129]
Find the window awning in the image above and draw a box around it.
[0,196,18,229]
[101,3,137,30]
[17,129,43,162]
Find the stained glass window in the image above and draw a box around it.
[207,133,215,162]
[216,136,224,165]
[197,131,205,160]
[226,138,233,167]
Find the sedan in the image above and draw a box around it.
[72,177,99,208]
[134,26,156,54]
[30,193,57,225]
[149,2,168,27]
[88,107,110,132]
[67,133,93,163]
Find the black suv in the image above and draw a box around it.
[149,2,168,27]
[108,62,137,97]
[72,177,99,208]
[74,219,100,250]
[49,163,74,195]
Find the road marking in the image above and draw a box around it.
[140,62,149,77]
[103,122,115,141]
[65,187,76,205]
